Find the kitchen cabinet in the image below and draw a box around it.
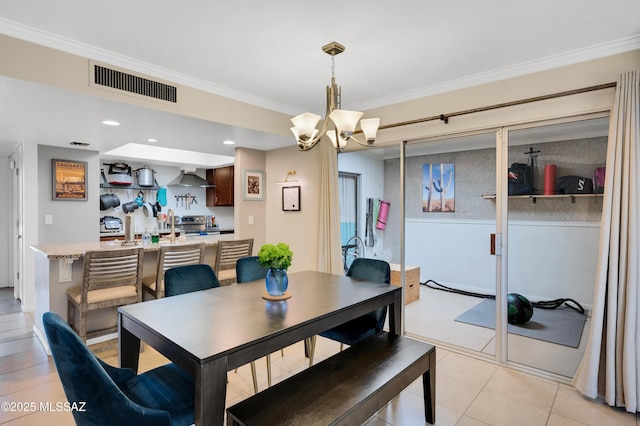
[206,166,234,206]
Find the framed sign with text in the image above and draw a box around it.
[52,159,88,201]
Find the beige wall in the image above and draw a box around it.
[233,148,267,251]
[363,50,639,147]
[0,34,292,137]
[232,145,322,272]
[265,145,322,273]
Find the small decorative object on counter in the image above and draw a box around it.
[142,228,151,245]
[258,243,293,299]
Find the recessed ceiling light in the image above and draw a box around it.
[223,140,235,145]
[147,138,158,143]
[101,120,120,126]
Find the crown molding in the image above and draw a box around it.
[0,18,300,116]
[348,35,640,112]
[2,18,638,116]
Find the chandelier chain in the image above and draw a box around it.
[331,55,335,79]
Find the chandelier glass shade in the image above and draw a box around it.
[291,42,380,152]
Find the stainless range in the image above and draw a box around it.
[179,215,207,234]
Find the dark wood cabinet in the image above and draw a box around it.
[206,166,234,206]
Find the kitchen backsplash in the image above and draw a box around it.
[100,160,234,233]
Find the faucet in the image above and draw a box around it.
[167,209,176,244]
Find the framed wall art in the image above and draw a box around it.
[422,163,455,212]
[52,159,88,200]
[282,185,301,211]
[243,169,265,201]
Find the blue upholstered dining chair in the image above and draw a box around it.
[308,257,391,365]
[234,255,283,392]
[42,311,195,426]
[235,255,269,284]
[163,264,220,297]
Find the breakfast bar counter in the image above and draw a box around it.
[30,234,237,353]
[31,234,234,259]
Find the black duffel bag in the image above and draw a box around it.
[508,162,534,195]
[557,176,593,194]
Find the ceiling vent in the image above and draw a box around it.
[92,64,177,103]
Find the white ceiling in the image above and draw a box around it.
[0,1,638,166]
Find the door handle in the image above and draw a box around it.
[490,233,502,255]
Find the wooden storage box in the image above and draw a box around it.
[389,263,420,304]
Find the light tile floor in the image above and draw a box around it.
[0,288,639,425]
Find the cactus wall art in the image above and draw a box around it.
[423,163,455,212]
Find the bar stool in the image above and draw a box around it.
[142,243,205,299]
[66,247,144,342]
[214,239,254,285]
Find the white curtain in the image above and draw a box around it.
[573,70,640,412]
[317,139,344,275]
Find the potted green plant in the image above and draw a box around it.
[258,243,293,296]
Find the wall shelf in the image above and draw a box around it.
[100,183,160,190]
[100,170,160,190]
[481,193,603,204]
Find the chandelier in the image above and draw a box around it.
[291,42,380,152]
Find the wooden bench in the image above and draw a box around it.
[226,332,436,426]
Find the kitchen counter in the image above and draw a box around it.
[30,233,239,352]
[32,234,234,259]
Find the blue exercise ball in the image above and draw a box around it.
[507,293,534,324]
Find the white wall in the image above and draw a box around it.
[506,221,600,305]
[22,142,38,311]
[0,156,10,287]
[405,219,496,290]
[405,219,599,306]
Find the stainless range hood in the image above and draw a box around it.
[167,171,215,187]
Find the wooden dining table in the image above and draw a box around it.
[118,270,402,426]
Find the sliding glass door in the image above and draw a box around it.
[504,117,608,377]
[399,132,498,355]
